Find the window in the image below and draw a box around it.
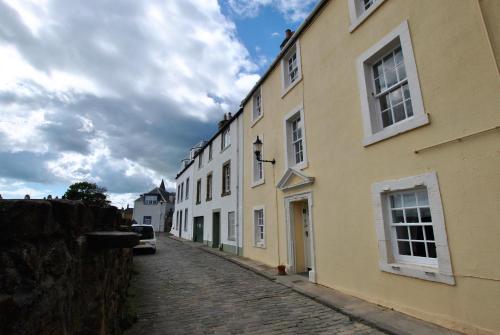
[176,185,180,203]
[198,150,203,169]
[348,0,385,32]
[227,211,236,241]
[143,216,152,225]
[184,209,188,232]
[372,172,454,285]
[206,173,212,201]
[185,178,190,199]
[221,127,230,151]
[179,210,183,231]
[252,136,264,186]
[208,143,213,161]
[145,195,157,205]
[284,106,307,169]
[196,179,202,204]
[253,208,265,247]
[281,42,302,96]
[252,88,263,122]
[357,21,428,146]
[180,182,184,202]
[222,161,231,196]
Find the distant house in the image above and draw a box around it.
[132,180,175,232]
[120,205,134,220]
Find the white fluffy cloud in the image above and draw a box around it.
[0,0,260,205]
[227,0,318,22]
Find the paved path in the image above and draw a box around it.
[126,234,386,335]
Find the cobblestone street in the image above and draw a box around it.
[126,235,385,335]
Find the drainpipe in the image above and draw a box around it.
[235,115,241,256]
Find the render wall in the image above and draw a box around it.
[172,163,195,240]
[132,200,172,232]
[242,0,500,334]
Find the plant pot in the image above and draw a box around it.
[277,265,287,275]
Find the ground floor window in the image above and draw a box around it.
[253,208,265,247]
[227,211,235,241]
[143,216,152,225]
[184,209,188,232]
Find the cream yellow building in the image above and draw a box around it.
[241,0,500,334]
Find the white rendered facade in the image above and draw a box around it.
[172,161,195,240]
[132,182,174,232]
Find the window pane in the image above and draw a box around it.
[427,243,437,258]
[396,63,407,80]
[420,207,432,223]
[403,84,411,100]
[392,210,404,223]
[405,100,413,117]
[373,61,382,78]
[382,110,393,128]
[412,242,426,257]
[395,226,409,239]
[417,191,429,206]
[405,208,419,223]
[385,67,397,88]
[403,193,417,207]
[390,194,402,208]
[398,241,411,255]
[379,94,389,111]
[393,103,406,123]
[424,226,435,241]
[410,226,424,240]
[394,47,403,65]
[390,88,403,107]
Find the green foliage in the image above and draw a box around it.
[63,182,111,206]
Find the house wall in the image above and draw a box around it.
[242,0,500,334]
[132,199,171,232]
[191,115,244,255]
[172,163,195,239]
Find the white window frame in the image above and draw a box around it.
[196,179,202,204]
[180,182,184,201]
[253,206,265,248]
[145,195,157,205]
[227,211,236,241]
[198,150,203,169]
[283,104,308,170]
[371,172,454,285]
[357,20,428,146]
[221,127,230,151]
[280,40,302,98]
[222,160,231,196]
[348,0,386,32]
[251,134,265,187]
[206,172,213,201]
[251,87,263,125]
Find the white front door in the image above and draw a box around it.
[302,205,312,270]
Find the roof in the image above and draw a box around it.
[240,0,329,106]
[135,180,174,202]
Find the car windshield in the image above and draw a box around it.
[131,226,154,240]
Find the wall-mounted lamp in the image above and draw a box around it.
[253,136,275,165]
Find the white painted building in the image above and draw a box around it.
[172,112,244,255]
[133,180,175,232]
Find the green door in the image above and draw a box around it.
[212,212,220,248]
[193,217,204,242]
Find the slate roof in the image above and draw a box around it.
[135,180,174,203]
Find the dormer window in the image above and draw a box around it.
[221,127,230,151]
[145,195,157,205]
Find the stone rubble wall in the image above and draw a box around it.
[0,200,134,335]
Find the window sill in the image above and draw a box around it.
[281,75,302,99]
[254,243,266,249]
[221,191,231,197]
[251,114,264,128]
[363,113,430,147]
[251,179,265,188]
[380,261,455,285]
[206,197,212,202]
[349,0,386,33]
[289,160,308,171]
[196,201,201,205]
[220,145,231,153]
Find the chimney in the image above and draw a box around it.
[218,113,229,129]
[228,112,232,119]
[280,29,294,49]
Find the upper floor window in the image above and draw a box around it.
[221,128,230,151]
[284,106,307,169]
[348,0,385,32]
[222,160,231,196]
[208,143,213,161]
[184,209,188,232]
[180,182,184,201]
[196,179,202,205]
[281,42,302,96]
[357,21,427,146]
[145,195,157,205]
[206,173,213,201]
[176,185,180,203]
[361,0,376,12]
[198,150,203,169]
[252,88,263,122]
[185,178,190,199]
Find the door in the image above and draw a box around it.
[193,217,204,242]
[212,212,220,248]
[302,205,312,270]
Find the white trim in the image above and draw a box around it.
[251,133,265,188]
[283,104,309,171]
[252,206,266,248]
[251,86,264,126]
[281,40,303,98]
[276,168,315,191]
[284,192,316,283]
[348,0,386,33]
[371,172,455,285]
[356,20,428,146]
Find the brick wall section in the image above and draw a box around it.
[0,200,133,335]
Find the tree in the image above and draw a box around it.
[63,182,111,207]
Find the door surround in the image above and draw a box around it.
[284,192,316,283]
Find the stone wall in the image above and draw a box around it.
[0,200,134,335]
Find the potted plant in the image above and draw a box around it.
[277,265,287,275]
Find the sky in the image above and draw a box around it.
[0,0,318,207]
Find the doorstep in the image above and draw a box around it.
[168,236,461,335]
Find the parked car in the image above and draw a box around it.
[131,224,156,254]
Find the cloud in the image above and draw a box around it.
[0,0,260,204]
[226,0,318,22]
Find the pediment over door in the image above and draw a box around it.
[276,168,315,191]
